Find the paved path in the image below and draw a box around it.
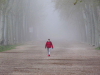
[0,41,100,75]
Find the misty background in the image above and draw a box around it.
[29,0,80,41]
[0,0,100,47]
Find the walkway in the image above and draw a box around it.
[0,41,100,75]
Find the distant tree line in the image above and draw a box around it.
[0,0,31,45]
[53,0,100,47]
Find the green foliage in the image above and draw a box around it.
[80,0,82,2]
[0,0,6,6]
[0,45,17,52]
[95,47,100,50]
[0,0,6,4]
[74,0,78,5]
[74,0,82,5]
[0,0,7,10]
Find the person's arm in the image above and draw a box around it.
[51,42,53,49]
[45,42,47,48]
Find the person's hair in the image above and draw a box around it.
[48,39,50,40]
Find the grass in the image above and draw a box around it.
[0,45,18,52]
[95,47,100,50]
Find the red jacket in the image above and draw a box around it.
[45,41,53,48]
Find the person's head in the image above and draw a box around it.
[48,39,50,42]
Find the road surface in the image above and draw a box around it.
[0,41,100,75]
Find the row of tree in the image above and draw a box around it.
[82,0,100,47]
[1,0,100,47]
[53,0,100,47]
[0,0,31,45]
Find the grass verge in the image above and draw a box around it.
[95,47,100,50]
[0,45,18,52]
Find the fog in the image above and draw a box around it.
[0,0,99,46]
[26,0,84,41]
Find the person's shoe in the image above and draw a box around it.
[48,55,50,56]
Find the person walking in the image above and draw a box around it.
[45,39,53,56]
